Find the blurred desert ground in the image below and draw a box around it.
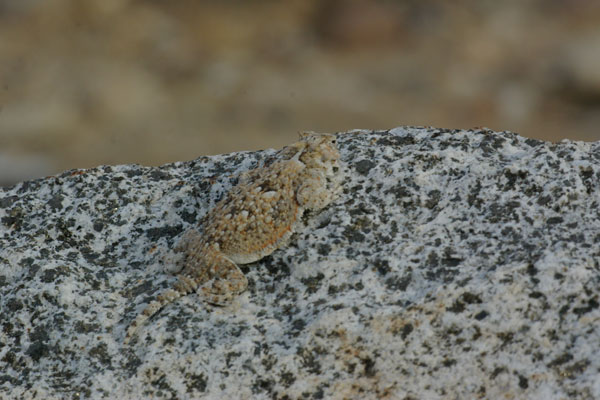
[0,0,599,186]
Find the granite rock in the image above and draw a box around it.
[1,127,599,399]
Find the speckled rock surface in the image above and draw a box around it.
[1,127,599,399]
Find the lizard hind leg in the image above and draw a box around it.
[198,253,248,306]
[124,245,247,344]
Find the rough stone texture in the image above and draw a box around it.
[1,127,599,399]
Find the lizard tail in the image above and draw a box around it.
[124,275,198,344]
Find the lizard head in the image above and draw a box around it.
[298,131,340,165]
[277,131,339,168]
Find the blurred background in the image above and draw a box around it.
[1,0,599,186]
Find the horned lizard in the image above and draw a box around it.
[125,132,341,343]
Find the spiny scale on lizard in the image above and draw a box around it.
[124,132,341,343]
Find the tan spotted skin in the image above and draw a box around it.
[125,132,340,343]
